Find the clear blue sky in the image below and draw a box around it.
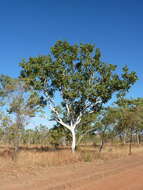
[0,0,142,99]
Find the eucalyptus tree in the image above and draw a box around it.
[48,125,69,147]
[94,108,117,152]
[115,98,143,154]
[20,40,137,152]
[32,125,49,146]
[0,75,14,144]
[0,75,13,115]
[75,112,98,147]
[0,112,12,144]
[0,75,42,158]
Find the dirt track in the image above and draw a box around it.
[1,153,143,190]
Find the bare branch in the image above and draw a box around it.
[66,103,70,116]
[74,112,82,128]
[49,103,71,131]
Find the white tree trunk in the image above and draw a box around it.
[71,129,76,152]
[136,134,140,145]
[49,103,82,152]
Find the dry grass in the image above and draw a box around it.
[16,149,82,167]
[0,144,143,179]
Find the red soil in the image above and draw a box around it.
[1,153,143,190]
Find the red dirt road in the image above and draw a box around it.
[1,154,143,190]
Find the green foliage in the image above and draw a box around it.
[0,75,45,154]
[48,125,71,145]
[0,41,139,153]
[20,40,137,124]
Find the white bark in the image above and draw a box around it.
[136,133,140,145]
[49,100,84,152]
[66,103,70,116]
[74,112,82,126]
[71,128,76,152]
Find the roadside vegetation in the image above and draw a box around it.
[0,41,143,170]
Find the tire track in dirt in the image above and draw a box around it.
[42,157,143,190]
[27,154,143,190]
[1,154,143,190]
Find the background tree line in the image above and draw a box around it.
[0,40,142,157]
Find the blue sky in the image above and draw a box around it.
[0,0,143,127]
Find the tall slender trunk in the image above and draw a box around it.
[99,126,107,152]
[13,113,22,161]
[71,129,76,152]
[129,128,132,155]
[136,133,140,145]
[119,135,123,144]
[13,131,19,161]
[99,136,104,152]
[123,133,126,145]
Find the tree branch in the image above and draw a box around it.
[74,112,82,128]
[66,103,70,117]
[77,127,97,146]
[49,103,71,131]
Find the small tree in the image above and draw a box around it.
[94,108,116,152]
[20,41,137,152]
[0,113,12,144]
[0,75,42,159]
[115,98,143,155]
